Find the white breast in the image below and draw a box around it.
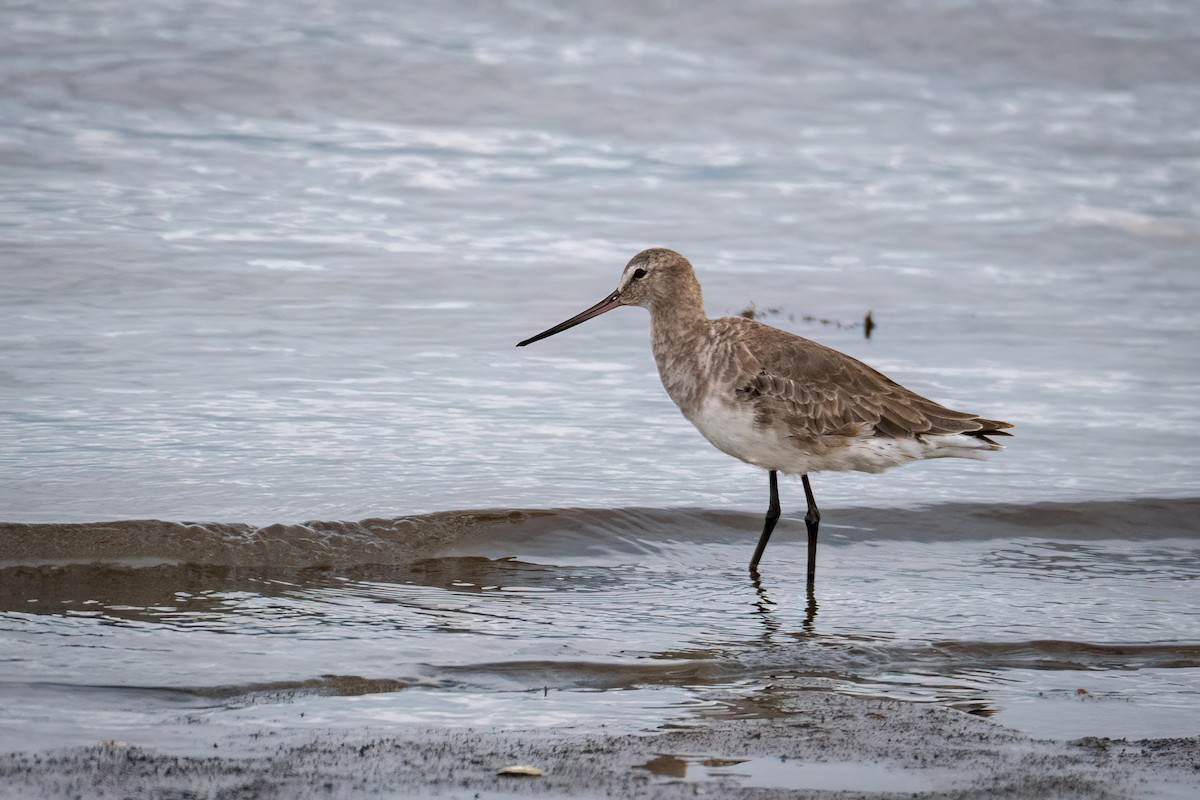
[684,396,804,471]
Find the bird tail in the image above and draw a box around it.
[965,418,1014,448]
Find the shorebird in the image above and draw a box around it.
[517,248,1012,583]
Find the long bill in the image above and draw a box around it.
[516,289,622,347]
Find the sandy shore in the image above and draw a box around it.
[3,679,1196,799]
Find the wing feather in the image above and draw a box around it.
[712,317,1011,440]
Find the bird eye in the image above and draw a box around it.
[632,268,647,280]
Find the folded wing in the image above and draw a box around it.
[712,318,1013,443]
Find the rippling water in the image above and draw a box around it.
[4,0,1200,522]
[1,0,1198,765]
[2,499,1198,753]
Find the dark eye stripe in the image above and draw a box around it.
[632,268,647,280]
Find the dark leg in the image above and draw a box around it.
[748,470,780,574]
[802,473,820,586]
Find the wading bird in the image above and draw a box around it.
[517,249,1011,584]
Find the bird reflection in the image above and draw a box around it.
[751,571,819,640]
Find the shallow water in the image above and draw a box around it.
[2,500,1198,754]
[1,0,1199,767]
[646,756,949,793]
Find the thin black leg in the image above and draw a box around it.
[748,470,780,574]
[802,473,820,586]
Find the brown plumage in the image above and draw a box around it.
[518,248,1013,582]
[720,316,1011,448]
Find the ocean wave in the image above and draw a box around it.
[0,498,1196,573]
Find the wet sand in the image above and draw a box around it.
[2,682,1197,799]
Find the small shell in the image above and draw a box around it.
[498,764,544,777]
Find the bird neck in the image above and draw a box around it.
[648,284,710,410]
[648,281,708,343]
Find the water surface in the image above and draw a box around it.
[2,0,1198,522]
[1,0,1198,766]
[2,499,1197,753]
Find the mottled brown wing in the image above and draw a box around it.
[712,317,1012,440]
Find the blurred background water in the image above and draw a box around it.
[2,0,1198,523]
[1,0,1198,770]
